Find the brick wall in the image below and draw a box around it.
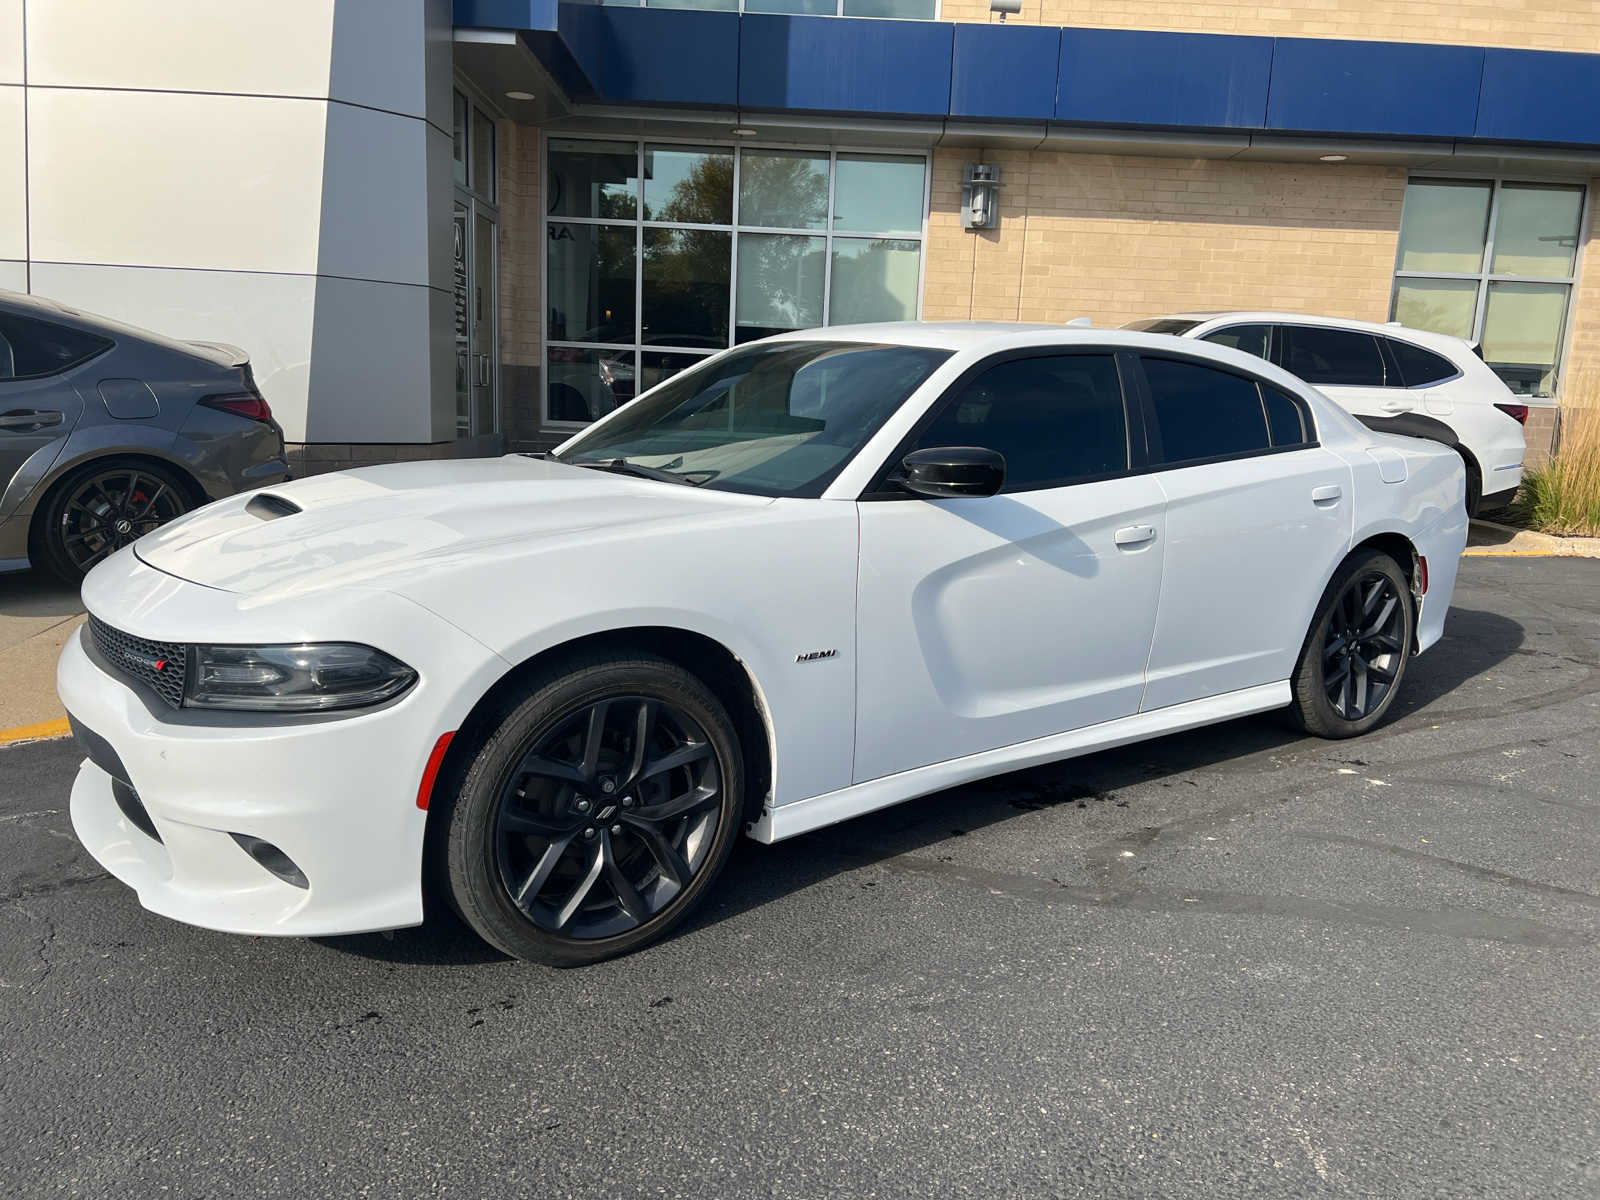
[937,0,1600,51]
[497,119,543,450]
[924,149,1406,327]
[1562,175,1600,407]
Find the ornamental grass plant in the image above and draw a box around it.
[1517,372,1600,538]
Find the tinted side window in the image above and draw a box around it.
[910,355,1127,491]
[1385,338,1457,387]
[1143,357,1270,464]
[1263,386,1310,447]
[1200,324,1272,362]
[1282,326,1386,387]
[0,313,113,381]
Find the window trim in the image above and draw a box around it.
[1380,335,1463,390]
[1128,350,1319,473]
[0,314,114,382]
[1276,323,1391,390]
[542,131,931,431]
[1388,174,1589,398]
[858,347,1145,500]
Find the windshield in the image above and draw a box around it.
[553,341,952,497]
[1122,317,1203,336]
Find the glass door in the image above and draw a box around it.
[453,194,500,439]
[472,208,498,437]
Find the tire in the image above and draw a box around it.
[33,458,193,583]
[1288,549,1415,739]
[438,652,745,966]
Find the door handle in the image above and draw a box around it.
[0,409,65,431]
[1114,524,1157,547]
[1311,484,1342,505]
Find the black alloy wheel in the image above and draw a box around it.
[439,653,745,966]
[1321,571,1407,721]
[1289,548,1415,738]
[37,460,190,582]
[494,695,722,940]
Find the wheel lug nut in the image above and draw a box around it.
[621,797,633,808]
[576,799,591,812]
[583,827,596,839]
[611,824,622,835]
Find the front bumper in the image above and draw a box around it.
[58,555,508,937]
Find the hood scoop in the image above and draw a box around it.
[245,492,302,520]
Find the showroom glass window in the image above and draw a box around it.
[1391,178,1587,397]
[544,139,928,426]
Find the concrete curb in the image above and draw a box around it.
[1463,520,1600,559]
[0,717,71,748]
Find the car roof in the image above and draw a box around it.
[0,287,244,367]
[767,321,1156,354]
[1148,310,1475,354]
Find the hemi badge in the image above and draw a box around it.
[795,649,837,663]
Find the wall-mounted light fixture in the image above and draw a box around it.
[961,163,1001,230]
[989,0,1022,21]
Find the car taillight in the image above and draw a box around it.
[201,392,273,423]
[1494,403,1529,425]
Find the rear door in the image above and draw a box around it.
[1278,324,1398,419]
[1134,352,1353,711]
[853,351,1167,782]
[0,310,101,519]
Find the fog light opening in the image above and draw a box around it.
[229,834,309,890]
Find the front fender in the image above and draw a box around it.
[397,499,861,808]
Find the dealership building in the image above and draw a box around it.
[3,0,1598,469]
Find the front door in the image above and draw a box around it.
[853,352,1166,783]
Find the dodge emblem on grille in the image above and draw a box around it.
[123,650,169,672]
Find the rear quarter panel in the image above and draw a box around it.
[1331,435,1467,653]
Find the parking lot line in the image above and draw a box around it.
[0,717,71,747]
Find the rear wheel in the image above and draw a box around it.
[439,653,744,966]
[1288,549,1414,738]
[33,459,192,583]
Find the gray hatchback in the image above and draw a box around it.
[0,290,290,581]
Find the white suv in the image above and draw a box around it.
[1124,312,1534,515]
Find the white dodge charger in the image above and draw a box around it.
[58,324,1468,965]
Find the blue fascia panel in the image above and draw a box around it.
[1056,28,1271,129]
[1266,37,1484,139]
[738,14,954,118]
[1477,48,1600,146]
[595,8,739,107]
[461,5,1600,151]
[453,0,559,30]
[950,24,1059,122]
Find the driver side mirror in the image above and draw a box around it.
[895,446,1006,499]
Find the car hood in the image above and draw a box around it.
[133,455,775,599]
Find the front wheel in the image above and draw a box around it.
[438,653,745,966]
[1288,549,1415,738]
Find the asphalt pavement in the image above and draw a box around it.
[3,556,1598,1198]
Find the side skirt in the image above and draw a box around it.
[748,681,1291,843]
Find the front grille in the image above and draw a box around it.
[88,615,186,708]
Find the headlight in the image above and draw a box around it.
[185,643,417,712]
